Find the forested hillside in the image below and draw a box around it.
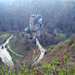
[0,0,75,36]
[0,34,75,75]
[1,0,75,75]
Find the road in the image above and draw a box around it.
[0,34,14,66]
[34,38,46,65]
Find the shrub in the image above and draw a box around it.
[0,58,74,75]
[67,39,74,45]
[70,43,75,50]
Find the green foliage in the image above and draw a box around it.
[56,33,66,37]
[72,63,75,75]
[0,33,10,45]
[67,39,75,45]
[70,43,75,50]
[0,65,16,75]
[0,60,75,75]
[50,59,60,65]
[49,48,59,56]
[63,54,68,61]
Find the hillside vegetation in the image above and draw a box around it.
[0,34,75,75]
[8,32,36,55]
[0,0,75,37]
[0,33,10,45]
[7,30,69,64]
[0,0,75,75]
[41,34,75,67]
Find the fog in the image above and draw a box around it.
[0,0,75,33]
[0,0,73,4]
[0,0,15,3]
[0,0,74,6]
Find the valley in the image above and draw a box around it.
[0,0,75,75]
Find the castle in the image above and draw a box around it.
[22,14,43,40]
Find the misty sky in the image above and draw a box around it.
[0,0,75,4]
[0,0,14,2]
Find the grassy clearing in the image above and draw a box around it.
[0,33,10,45]
[56,33,66,37]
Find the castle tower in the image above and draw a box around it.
[37,15,42,24]
[29,14,36,30]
